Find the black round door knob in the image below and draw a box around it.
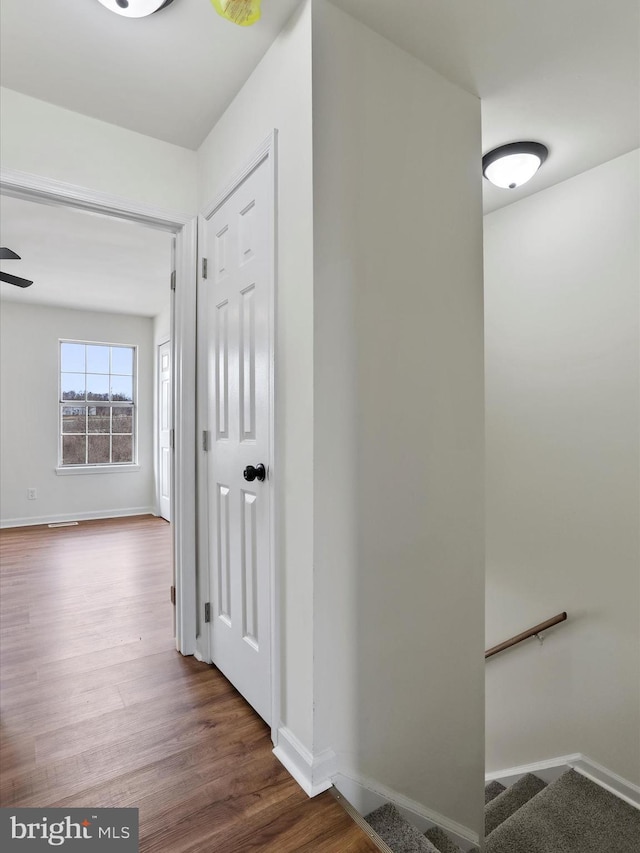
[243,463,266,482]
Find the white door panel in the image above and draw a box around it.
[202,157,272,724]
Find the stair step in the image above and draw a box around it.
[365,804,440,853]
[484,780,506,804]
[424,825,463,853]
[484,773,547,835]
[485,769,640,852]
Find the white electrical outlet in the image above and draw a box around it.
[27,488,37,500]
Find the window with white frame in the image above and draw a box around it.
[59,341,136,467]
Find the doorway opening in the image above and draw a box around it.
[0,168,198,654]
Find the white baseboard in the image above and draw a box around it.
[485,753,581,787]
[333,771,479,851]
[272,726,336,798]
[486,753,640,810]
[571,756,640,810]
[0,507,157,529]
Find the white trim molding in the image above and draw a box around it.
[486,753,640,810]
[55,465,141,476]
[0,168,190,231]
[171,216,198,657]
[572,756,640,810]
[272,727,337,798]
[0,508,157,529]
[200,132,278,221]
[332,772,479,852]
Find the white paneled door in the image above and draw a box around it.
[201,155,273,725]
[158,340,172,522]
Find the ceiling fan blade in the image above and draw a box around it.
[0,271,33,288]
[0,248,21,260]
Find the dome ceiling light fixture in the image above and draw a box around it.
[482,142,549,190]
[96,0,176,18]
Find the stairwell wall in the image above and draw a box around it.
[484,149,640,785]
[312,0,485,836]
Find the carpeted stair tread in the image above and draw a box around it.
[365,804,441,853]
[484,769,640,853]
[424,825,463,853]
[484,773,547,835]
[485,780,506,804]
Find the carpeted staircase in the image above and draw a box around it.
[364,769,640,853]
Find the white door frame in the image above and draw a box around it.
[196,131,280,740]
[0,167,198,656]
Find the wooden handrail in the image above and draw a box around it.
[485,612,567,660]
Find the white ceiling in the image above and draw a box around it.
[1,0,638,214]
[0,0,302,150]
[0,195,173,316]
[331,0,640,212]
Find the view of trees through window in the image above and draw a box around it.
[60,341,136,466]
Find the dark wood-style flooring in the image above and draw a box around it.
[0,515,379,852]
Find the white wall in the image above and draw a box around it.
[0,301,155,526]
[153,303,172,350]
[484,150,640,785]
[196,1,315,750]
[1,87,198,214]
[312,1,485,836]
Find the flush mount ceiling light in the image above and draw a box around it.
[482,142,549,190]
[96,0,175,18]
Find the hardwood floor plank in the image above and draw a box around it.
[2,683,126,737]
[0,516,377,851]
[48,723,273,812]
[2,706,263,808]
[0,734,36,777]
[0,650,195,709]
[34,632,178,682]
[34,684,251,765]
[0,606,30,629]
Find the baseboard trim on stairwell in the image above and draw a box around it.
[333,771,480,851]
[571,755,640,810]
[486,753,640,810]
[272,727,337,798]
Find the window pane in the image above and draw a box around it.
[88,406,110,433]
[62,406,86,434]
[111,347,133,376]
[88,434,110,464]
[112,407,133,434]
[61,343,85,373]
[60,341,136,468]
[111,376,133,402]
[112,434,133,463]
[61,373,86,401]
[63,435,86,465]
[87,374,110,401]
[87,345,109,374]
